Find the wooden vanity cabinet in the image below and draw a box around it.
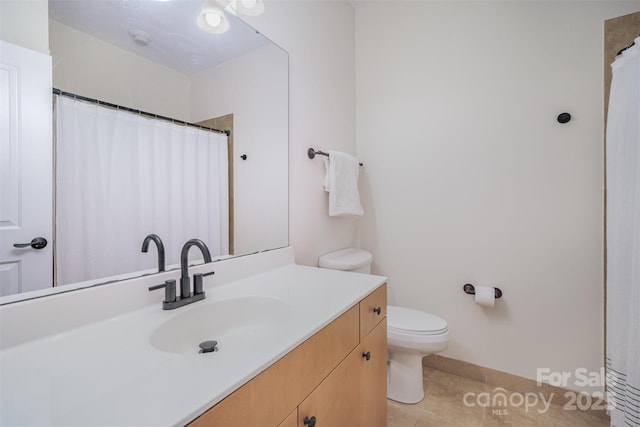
[189,284,387,427]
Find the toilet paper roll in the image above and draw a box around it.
[474,286,495,307]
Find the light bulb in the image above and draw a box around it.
[204,12,222,27]
[197,0,230,33]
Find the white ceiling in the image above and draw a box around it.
[49,0,270,75]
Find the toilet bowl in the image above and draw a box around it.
[318,248,450,404]
[387,305,449,403]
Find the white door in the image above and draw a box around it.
[0,40,53,296]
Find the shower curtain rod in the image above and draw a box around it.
[52,88,231,136]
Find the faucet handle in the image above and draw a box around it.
[194,271,215,295]
[193,274,203,295]
[149,280,177,303]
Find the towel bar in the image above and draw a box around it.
[308,148,363,167]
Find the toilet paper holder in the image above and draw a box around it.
[463,283,502,299]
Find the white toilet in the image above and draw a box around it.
[318,248,450,404]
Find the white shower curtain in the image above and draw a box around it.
[606,37,640,427]
[55,96,229,285]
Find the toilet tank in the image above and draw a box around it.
[318,248,373,274]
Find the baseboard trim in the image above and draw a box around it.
[423,355,609,421]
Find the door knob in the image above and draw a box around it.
[13,237,48,249]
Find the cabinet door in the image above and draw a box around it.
[360,319,387,427]
[298,343,363,427]
[298,319,387,427]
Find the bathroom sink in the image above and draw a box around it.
[150,296,293,354]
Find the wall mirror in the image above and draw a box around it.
[0,0,288,303]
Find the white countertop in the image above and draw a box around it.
[0,253,386,426]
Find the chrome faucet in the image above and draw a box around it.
[141,234,165,272]
[180,238,212,299]
[148,238,214,310]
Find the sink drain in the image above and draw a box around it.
[199,340,218,354]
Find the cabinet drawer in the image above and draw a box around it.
[189,305,359,427]
[359,284,386,339]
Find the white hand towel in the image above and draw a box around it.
[323,150,364,217]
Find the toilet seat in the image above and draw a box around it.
[387,305,448,335]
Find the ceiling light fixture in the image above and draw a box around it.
[228,0,265,16]
[197,0,230,34]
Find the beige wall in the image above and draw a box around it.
[49,20,191,121]
[356,1,640,392]
[0,0,49,54]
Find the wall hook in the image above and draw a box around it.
[240,154,247,160]
[557,112,571,124]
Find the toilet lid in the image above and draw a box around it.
[387,305,448,335]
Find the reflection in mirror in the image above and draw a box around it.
[54,93,230,285]
[0,0,288,302]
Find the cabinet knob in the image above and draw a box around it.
[304,415,316,427]
[373,306,381,315]
[362,351,371,361]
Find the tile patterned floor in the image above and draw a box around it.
[387,367,610,427]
